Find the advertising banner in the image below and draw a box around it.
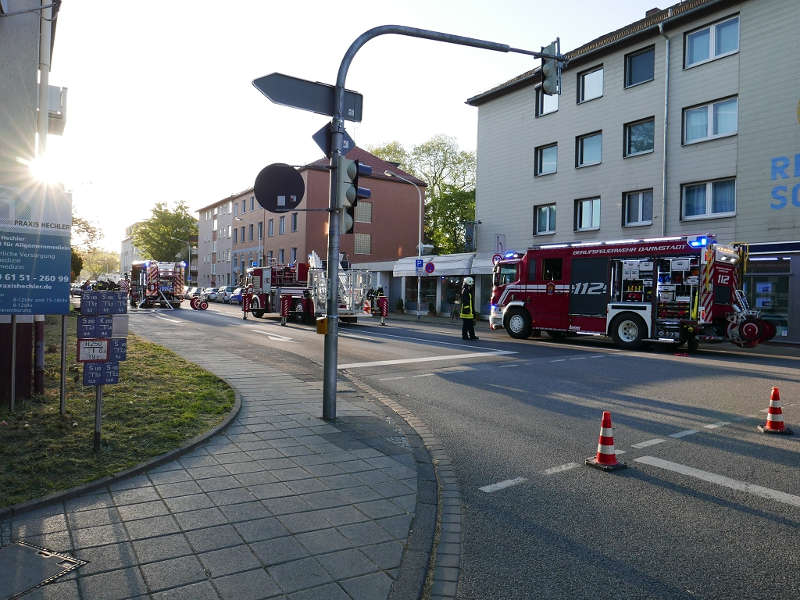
[0,184,72,314]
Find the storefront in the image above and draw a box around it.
[745,241,799,343]
[393,254,475,316]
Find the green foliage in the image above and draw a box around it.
[370,135,476,255]
[131,201,198,261]
[80,249,120,279]
[70,248,83,281]
[72,211,101,252]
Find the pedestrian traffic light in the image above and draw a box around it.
[336,156,372,234]
[541,38,562,96]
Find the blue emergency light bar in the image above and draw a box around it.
[689,236,709,248]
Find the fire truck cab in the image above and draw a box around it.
[490,235,775,350]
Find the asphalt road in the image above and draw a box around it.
[131,302,800,600]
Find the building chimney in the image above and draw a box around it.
[646,7,661,17]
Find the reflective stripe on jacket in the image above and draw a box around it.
[459,289,474,319]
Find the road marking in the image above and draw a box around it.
[412,373,435,378]
[590,354,606,358]
[543,463,580,475]
[479,477,527,493]
[338,350,515,370]
[634,456,800,508]
[248,328,294,342]
[378,376,406,381]
[487,384,527,393]
[703,421,731,429]
[551,359,567,362]
[631,438,666,449]
[669,429,698,439]
[568,357,587,360]
[153,314,182,324]
[339,329,510,353]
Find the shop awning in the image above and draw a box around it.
[393,253,475,277]
[471,253,497,275]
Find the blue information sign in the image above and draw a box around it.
[83,361,120,386]
[109,338,127,362]
[415,259,424,268]
[0,185,72,315]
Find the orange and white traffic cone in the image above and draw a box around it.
[585,411,627,471]
[757,387,793,435]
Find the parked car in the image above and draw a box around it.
[202,287,218,301]
[70,284,83,297]
[183,286,196,298]
[217,285,236,303]
[228,287,243,305]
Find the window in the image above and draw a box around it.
[233,204,238,216]
[226,225,231,238]
[355,201,372,223]
[279,216,286,234]
[685,16,739,67]
[291,213,298,232]
[267,250,273,264]
[534,143,557,176]
[258,222,263,240]
[228,201,233,214]
[240,226,245,242]
[624,118,655,157]
[534,204,556,235]
[535,86,558,117]
[290,247,297,262]
[623,190,653,226]
[682,178,736,219]
[268,219,274,237]
[578,66,603,102]
[354,233,371,255]
[542,258,562,281]
[625,46,655,87]
[248,224,253,241]
[683,97,738,144]
[242,199,246,213]
[575,197,601,231]
[250,196,255,211]
[212,217,217,231]
[576,132,602,167]
[279,249,285,264]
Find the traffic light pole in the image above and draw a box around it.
[322,25,563,421]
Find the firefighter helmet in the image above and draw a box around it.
[464,277,474,286]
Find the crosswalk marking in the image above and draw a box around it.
[479,477,527,493]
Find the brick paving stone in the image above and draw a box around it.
[156,480,204,498]
[296,490,348,510]
[164,493,216,513]
[354,499,405,519]
[196,475,242,492]
[339,571,393,600]
[185,524,244,553]
[250,535,309,566]
[132,532,193,563]
[198,544,261,578]
[71,522,128,549]
[111,486,160,505]
[315,548,379,579]
[148,468,194,485]
[276,511,334,534]
[268,556,332,594]
[73,541,138,575]
[220,501,271,523]
[78,566,148,600]
[125,514,181,540]
[360,541,404,570]
[109,474,151,491]
[312,506,368,527]
[213,568,283,600]
[187,465,231,480]
[337,521,393,546]
[233,471,279,487]
[20,578,79,600]
[294,528,353,554]
[65,493,114,513]
[286,582,350,600]
[15,531,72,553]
[141,555,207,591]
[206,488,257,506]
[116,500,170,521]
[234,517,289,543]
[151,581,221,600]
[13,514,68,537]
[375,514,413,540]
[174,507,228,531]
[249,482,294,500]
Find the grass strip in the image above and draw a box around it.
[0,312,234,508]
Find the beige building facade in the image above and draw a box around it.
[468,0,800,340]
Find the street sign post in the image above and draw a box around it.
[312,123,356,159]
[252,73,363,122]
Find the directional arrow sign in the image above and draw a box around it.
[253,73,363,122]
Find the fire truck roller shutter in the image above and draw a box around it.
[610,312,648,350]
[570,258,610,315]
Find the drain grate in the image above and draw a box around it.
[0,540,86,599]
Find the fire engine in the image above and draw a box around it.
[129,260,185,309]
[489,235,776,351]
[241,252,371,324]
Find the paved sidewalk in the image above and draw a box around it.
[1,337,436,599]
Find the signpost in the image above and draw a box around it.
[77,290,128,451]
[252,73,363,122]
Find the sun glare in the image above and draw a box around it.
[19,154,62,184]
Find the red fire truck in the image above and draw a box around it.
[489,235,776,351]
[129,260,184,309]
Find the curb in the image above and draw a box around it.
[344,373,463,600]
[0,390,242,522]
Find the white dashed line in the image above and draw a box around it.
[543,463,580,475]
[703,421,731,429]
[551,359,567,363]
[631,438,666,449]
[669,429,698,439]
[412,373,435,378]
[338,350,515,369]
[378,376,406,381]
[635,456,800,508]
[479,477,527,493]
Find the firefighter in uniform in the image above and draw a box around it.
[460,277,479,341]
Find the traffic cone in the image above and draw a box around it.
[757,387,793,435]
[585,411,627,471]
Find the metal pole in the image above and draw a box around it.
[34,316,44,394]
[94,384,103,452]
[59,314,67,416]
[10,315,17,411]
[415,185,422,319]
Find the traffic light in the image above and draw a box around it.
[541,38,562,96]
[336,156,372,234]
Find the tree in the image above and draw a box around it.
[370,135,477,254]
[72,212,101,252]
[70,248,83,282]
[80,250,120,279]
[131,201,197,262]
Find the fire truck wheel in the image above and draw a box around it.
[504,308,532,339]
[611,313,646,349]
[252,310,265,318]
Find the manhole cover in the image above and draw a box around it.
[0,541,86,599]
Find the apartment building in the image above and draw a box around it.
[197,193,236,288]
[230,147,424,281]
[120,223,144,277]
[467,0,800,340]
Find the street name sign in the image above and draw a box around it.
[83,361,120,386]
[252,73,363,122]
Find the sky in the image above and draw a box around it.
[47,0,661,252]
